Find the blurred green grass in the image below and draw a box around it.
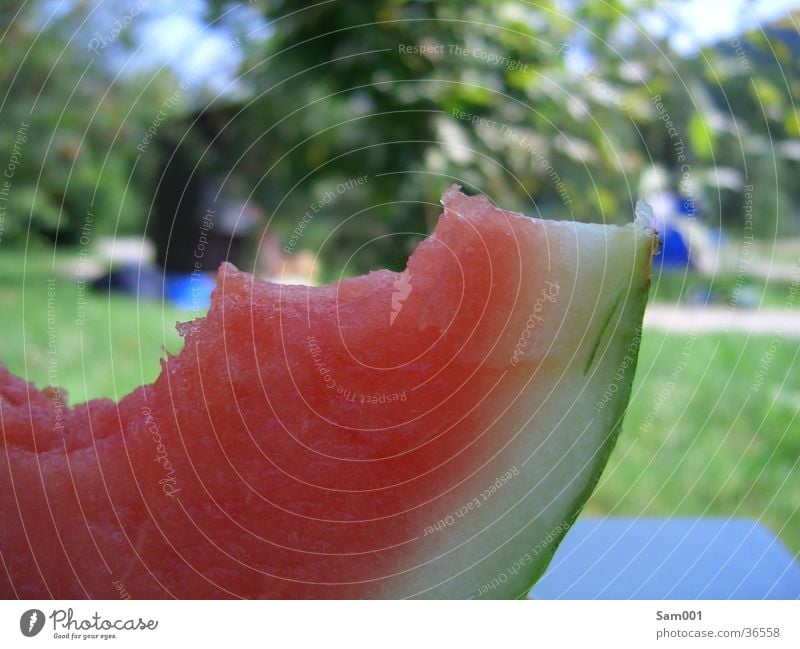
[1,249,798,556]
[587,329,800,556]
[649,268,796,308]
[0,248,187,402]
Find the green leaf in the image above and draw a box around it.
[688,111,714,160]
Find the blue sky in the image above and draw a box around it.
[645,0,800,53]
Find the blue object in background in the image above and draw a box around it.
[92,266,215,311]
[531,518,800,599]
[165,272,215,311]
[654,225,692,268]
[91,263,164,300]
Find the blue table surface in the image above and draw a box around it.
[530,518,800,599]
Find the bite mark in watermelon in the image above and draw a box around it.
[0,186,655,599]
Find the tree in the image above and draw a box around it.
[0,2,177,246]
[205,0,657,277]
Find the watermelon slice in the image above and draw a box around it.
[0,186,655,599]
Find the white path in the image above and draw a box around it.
[643,304,800,338]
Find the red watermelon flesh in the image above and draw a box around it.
[0,186,655,599]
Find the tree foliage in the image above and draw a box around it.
[199,0,660,274]
[0,2,174,245]
[2,1,797,277]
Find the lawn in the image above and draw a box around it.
[648,266,798,308]
[1,248,798,556]
[586,329,800,556]
[0,248,187,402]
